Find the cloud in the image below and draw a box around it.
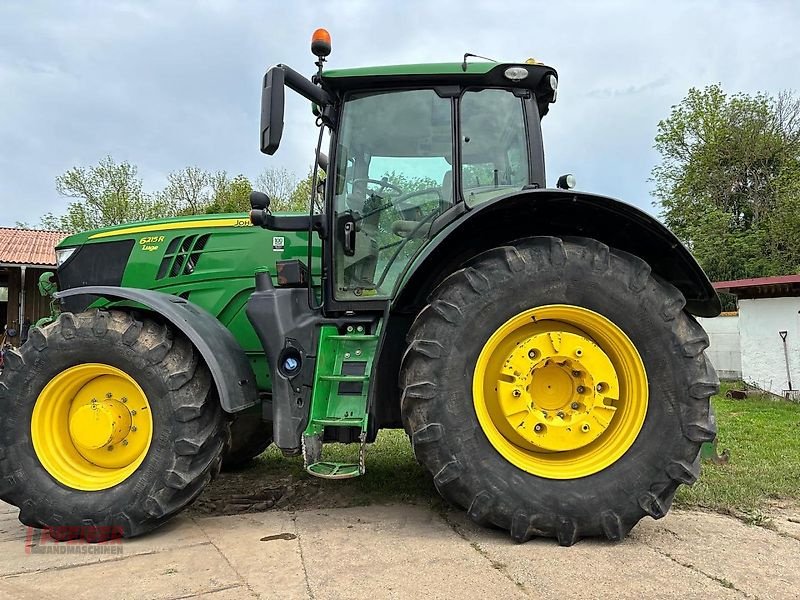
[1,0,799,226]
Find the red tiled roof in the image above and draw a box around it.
[0,227,66,267]
[713,275,800,299]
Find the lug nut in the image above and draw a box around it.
[130,410,137,416]
[571,402,580,410]
[575,348,583,357]
[581,424,590,433]
[122,440,129,446]
[344,352,351,359]
[576,386,585,394]
[572,370,580,377]
[534,424,544,433]
[106,392,113,398]
[131,426,137,432]
[597,383,605,392]
[557,411,565,418]
[121,397,127,403]
[107,445,114,451]
[512,389,522,398]
[528,349,537,359]
[355,349,362,356]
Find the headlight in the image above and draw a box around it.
[56,247,76,267]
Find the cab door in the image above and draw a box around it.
[328,88,455,304]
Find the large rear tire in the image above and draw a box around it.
[0,310,228,541]
[400,237,718,546]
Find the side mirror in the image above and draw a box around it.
[250,191,271,211]
[556,174,576,190]
[260,67,285,155]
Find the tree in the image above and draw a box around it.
[284,168,326,213]
[203,172,253,214]
[161,166,211,215]
[46,156,170,233]
[255,167,300,211]
[652,85,800,281]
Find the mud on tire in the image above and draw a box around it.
[400,236,718,546]
[0,309,229,541]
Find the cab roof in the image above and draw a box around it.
[321,61,558,97]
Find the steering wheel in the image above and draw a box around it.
[351,178,404,196]
[392,187,443,211]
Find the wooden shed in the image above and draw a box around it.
[0,228,66,347]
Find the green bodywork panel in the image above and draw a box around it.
[323,61,497,79]
[56,213,323,392]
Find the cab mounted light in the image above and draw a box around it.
[311,28,331,58]
[504,66,529,81]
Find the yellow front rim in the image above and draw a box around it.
[31,364,153,491]
[472,305,648,479]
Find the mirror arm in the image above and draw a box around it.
[249,211,328,239]
[277,64,331,106]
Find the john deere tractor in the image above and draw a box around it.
[0,30,720,546]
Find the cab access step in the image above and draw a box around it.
[302,326,379,479]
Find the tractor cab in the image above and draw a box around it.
[251,29,558,308]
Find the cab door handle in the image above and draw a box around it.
[342,217,356,256]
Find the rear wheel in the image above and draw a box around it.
[0,310,228,541]
[222,411,273,470]
[400,237,718,545]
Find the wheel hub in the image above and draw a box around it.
[472,304,648,479]
[69,400,133,451]
[31,363,153,491]
[496,331,619,452]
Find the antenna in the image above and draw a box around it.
[462,52,497,71]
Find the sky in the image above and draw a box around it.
[1,0,799,227]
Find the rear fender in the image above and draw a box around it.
[55,286,258,413]
[394,189,721,317]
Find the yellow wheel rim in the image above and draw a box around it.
[31,364,153,491]
[473,305,648,479]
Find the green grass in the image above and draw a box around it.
[675,383,800,514]
[242,383,799,515]
[250,429,437,507]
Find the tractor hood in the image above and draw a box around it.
[56,213,255,249]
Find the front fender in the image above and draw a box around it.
[54,286,258,413]
[394,189,721,318]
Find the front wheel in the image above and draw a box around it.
[0,310,229,541]
[400,237,718,545]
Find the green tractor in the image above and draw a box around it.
[0,31,720,546]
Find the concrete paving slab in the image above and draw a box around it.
[0,514,208,576]
[447,510,740,600]
[295,504,527,600]
[0,500,798,600]
[1,542,240,600]
[190,585,260,599]
[632,510,800,600]
[767,501,800,541]
[194,511,308,600]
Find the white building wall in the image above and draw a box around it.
[697,314,742,380]
[738,297,800,396]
